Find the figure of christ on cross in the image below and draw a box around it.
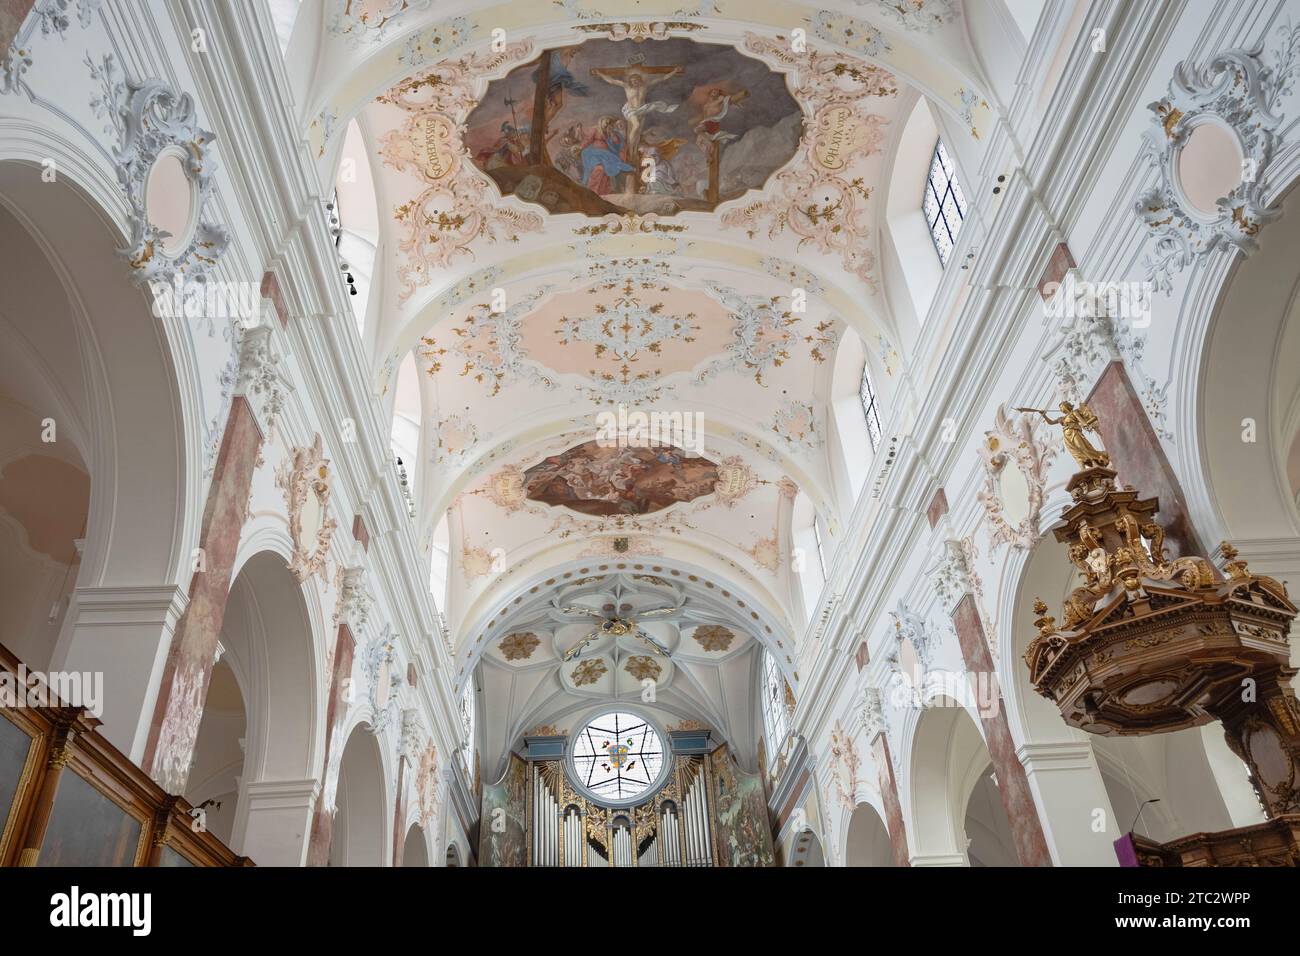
[590,62,684,191]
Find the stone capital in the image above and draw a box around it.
[234,321,292,437]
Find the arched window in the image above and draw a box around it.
[333,119,379,336]
[460,682,475,752]
[761,651,791,750]
[859,362,883,451]
[923,139,967,266]
[812,515,829,579]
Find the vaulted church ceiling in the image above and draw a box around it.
[297,0,995,759]
[473,570,776,776]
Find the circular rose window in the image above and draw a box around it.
[568,710,669,807]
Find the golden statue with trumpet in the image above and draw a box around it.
[1015,401,1111,469]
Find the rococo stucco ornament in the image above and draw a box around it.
[976,404,1058,551]
[889,600,938,671]
[855,0,958,33]
[334,565,373,632]
[932,536,998,663]
[363,625,402,736]
[826,720,861,811]
[376,43,544,300]
[1044,303,1172,442]
[861,687,887,742]
[1135,24,1300,293]
[86,53,230,287]
[275,434,338,583]
[235,324,292,440]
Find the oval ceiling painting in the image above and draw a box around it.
[465,37,803,217]
[523,440,720,516]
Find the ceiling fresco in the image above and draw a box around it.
[464,37,804,217]
[300,1,997,756]
[522,439,720,516]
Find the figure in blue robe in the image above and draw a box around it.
[579,121,633,193]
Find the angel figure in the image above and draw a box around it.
[693,86,750,154]
[1017,401,1110,469]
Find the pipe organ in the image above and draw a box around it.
[526,752,717,866]
[478,728,777,867]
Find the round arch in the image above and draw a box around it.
[329,724,390,867]
[1191,180,1300,544]
[222,549,323,784]
[788,827,827,867]
[844,801,895,867]
[453,554,797,696]
[0,157,195,591]
[905,698,1019,866]
[0,151,198,758]
[219,548,326,865]
[402,823,430,867]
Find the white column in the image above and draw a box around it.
[50,584,187,763]
[233,778,319,866]
[1018,740,1121,866]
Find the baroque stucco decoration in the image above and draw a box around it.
[932,536,997,663]
[1046,306,1172,442]
[333,565,373,631]
[328,0,444,45]
[2,0,101,93]
[570,658,607,686]
[861,687,887,742]
[975,404,1057,551]
[275,434,338,583]
[692,624,735,652]
[377,43,545,299]
[726,33,897,286]
[889,600,938,672]
[86,53,231,287]
[363,625,402,736]
[624,654,662,681]
[856,0,958,33]
[825,720,861,811]
[233,324,292,444]
[1135,24,1300,293]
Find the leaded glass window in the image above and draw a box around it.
[460,683,475,747]
[813,516,829,578]
[570,711,665,804]
[761,652,791,750]
[860,363,883,451]
[923,139,967,266]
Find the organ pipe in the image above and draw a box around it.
[524,753,727,866]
